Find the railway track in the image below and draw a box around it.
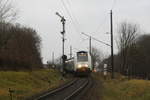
[33,77,92,100]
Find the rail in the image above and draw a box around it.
[33,77,91,100]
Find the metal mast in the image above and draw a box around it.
[110,10,114,79]
[56,12,66,75]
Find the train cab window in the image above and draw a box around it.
[77,53,88,62]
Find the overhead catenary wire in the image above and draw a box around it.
[60,0,116,50]
[66,0,81,32]
[66,0,71,8]
[111,0,117,10]
[94,13,109,34]
[81,32,111,47]
[94,0,117,34]
[60,0,116,34]
[60,0,81,33]
[60,0,85,50]
[58,0,66,18]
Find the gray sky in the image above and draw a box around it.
[14,0,150,63]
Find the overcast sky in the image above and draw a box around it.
[14,0,150,63]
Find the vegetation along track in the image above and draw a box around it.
[34,77,92,100]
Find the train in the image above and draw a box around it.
[64,51,92,76]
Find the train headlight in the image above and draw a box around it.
[84,64,88,67]
[77,64,82,68]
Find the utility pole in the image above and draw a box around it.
[70,46,72,58]
[56,12,66,75]
[89,36,92,55]
[81,33,93,70]
[110,10,114,79]
[81,32,92,55]
[81,32,111,71]
[89,36,92,70]
[52,52,54,68]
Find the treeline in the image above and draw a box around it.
[115,34,150,79]
[0,22,42,70]
[104,22,150,79]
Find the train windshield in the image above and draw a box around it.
[77,52,88,62]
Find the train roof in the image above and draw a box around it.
[77,51,88,53]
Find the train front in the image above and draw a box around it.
[75,51,92,75]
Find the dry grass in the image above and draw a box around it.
[0,69,68,100]
[101,73,150,100]
[82,72,150,100]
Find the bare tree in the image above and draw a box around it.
[91,47,103,70]
[117,22,139,74]
[0,23,42,70]
[135,34,150,79]
[0,0,18,22]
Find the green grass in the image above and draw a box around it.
[0,69,68,100]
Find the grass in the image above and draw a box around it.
[0,69,68,100]
[83,72,150,100]
[101,73,150,100]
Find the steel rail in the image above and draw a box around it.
[34,78,78,100]
[63,79,89,100]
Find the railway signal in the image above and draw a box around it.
[56,12,66,76]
